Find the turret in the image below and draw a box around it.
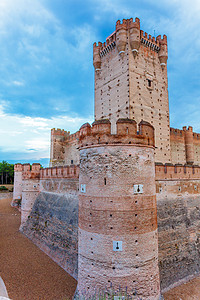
[93,42,102,71]
[129,17,140,57]
[116,19,127,56]
[20,164,41,228]
[183,126,194,165]
[157,35,168,68]
[50,128,70,167]
[77,120,160,299]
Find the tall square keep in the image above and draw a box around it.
[93,18,170,163]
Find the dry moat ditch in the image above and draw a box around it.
[0,196,199,300]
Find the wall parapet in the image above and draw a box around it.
[155,163,200,180]
[40,165,79,179]
[79,119,155,148]
[93,17,166,68]
[14,164,79,180]
[65,131,79,142]
[51,128,70,137]
[170,126,200,140]
[14,163,41,180]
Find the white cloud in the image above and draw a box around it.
[12,80,24,86]
[0,101,93,159]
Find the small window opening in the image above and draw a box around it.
[126,127,129,134]
[71,160,73,165]
[104,178,107,185]
[147,79,152,87]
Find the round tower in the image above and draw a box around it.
[93,42,102,71]
[78,119,161,299]
[20,163,41,228]
[157,35,168,68]
[116,19,127,55]
[12,163,23,206]
[129,17,140,57]
[184,126,194,165]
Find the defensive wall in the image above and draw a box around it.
[13,163,79,279]
[155,163,200,290]
[50,125,200,169]
[50,128,79,167]
[13,120,200,296]
[170,126,200,166]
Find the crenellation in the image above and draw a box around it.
[40,165,79,179]
[51,128,70,137]
[155,163,200,180]
[79,119,155,148]
[14,163,23,172]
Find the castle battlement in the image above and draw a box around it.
[79,119,155,148]
[155,163,200,180]
[22,163,41,180]
[14,163,23,172]
[116,17,140,32]
[140,30,160,51]
[65,131,80,142]
[51,128,70,137]
[93,17,168,70]
[170,127,184,136]
[40,165,79,179]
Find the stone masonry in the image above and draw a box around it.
[13,17,200,299]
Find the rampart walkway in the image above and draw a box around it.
[0,197,76,300]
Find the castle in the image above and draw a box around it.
[13,18,200,299]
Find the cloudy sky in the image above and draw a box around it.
[0,0,199,166]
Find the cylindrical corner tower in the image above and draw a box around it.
[20,164,41,228]
[77,119,160,299]
[184,126,194,165]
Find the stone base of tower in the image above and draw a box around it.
[78,230,160,299]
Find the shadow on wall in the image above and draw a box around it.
[21,191,79,280]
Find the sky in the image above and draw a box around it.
[0,0,199,166]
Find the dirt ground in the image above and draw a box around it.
[0,197,199,300]
[163,276,200,300]
[0,198,77,300]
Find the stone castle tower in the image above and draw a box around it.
[77,119,161,299]
[93,18,170,163]
[13,163,41,227]
[13,16,200,300]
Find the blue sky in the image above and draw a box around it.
[0,0,199,166]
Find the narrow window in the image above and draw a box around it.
[104,178,107,185]
[147,79,152,87]
[71,160,73,165]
